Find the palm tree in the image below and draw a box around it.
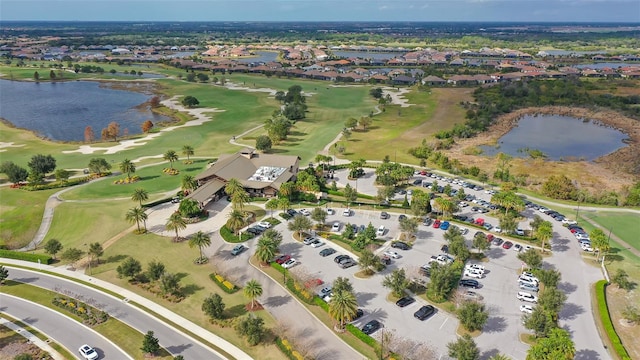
[244,279,263,310]
[329,290,358,330]
[224,178,243,197]
[226,210,246,235]
[231,190,250,211]
[131,188,149,207]
[277,197,290,213]
[255,236,278,264]
[119,159,136,179]
[88,242,103,266]
[278,181,296,200]
[126,207,147,232]
[265,198,279,217]
[163,150,179,170]
[434,197,456,219]
[189,231,211,263]
[166,211,187,241]
[181,175,197,192]
[182,145,194,162]
[535,221,553,253]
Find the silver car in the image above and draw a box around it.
[519,283,539,292]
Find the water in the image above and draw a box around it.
[237,51,279,63]
[480,114,628,161]
[332,51,405,60]
[574,62,640,70]
[0,79,171,142]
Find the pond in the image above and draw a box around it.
[0,79,171,142]
[332,50,405,60]
[480,114,629,161]
[237,51,279,63]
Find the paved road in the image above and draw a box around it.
[6,268,227,360]
[1,293,131,360]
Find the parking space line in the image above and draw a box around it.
[439,317,449,329]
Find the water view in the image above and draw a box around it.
[0,79,171,142]
[481,114,628,161]
[332,50,405,60]
[238,51,279,63]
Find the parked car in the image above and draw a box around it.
[275,254,291,264]
[440,221,450,230]
[396,297,416,308]
[502,241,513,249]
[514,244,523,252]
[465,264,485,274]
[311,239,324,248]
[362,320,382,335]
[380,211,390,219]
[340,259,357,269]
[342,209,351,217]
[520,283,540,292]
[79,345,99,360]
[517,291,538,303]
[326,208,335,215]
[461,290,482,301]
[303,236,316,245]
[334,255,350,264]
[391,241,410,250]
[258,221,272,229]
[515,228,525,236]
[464,269,483,279]
[414,305,436,320]
[376,225,386,236]
[319,248,336,257]
[318,286,332,297]
[419,265,431,277]
[282,258,297,269]
[441,244,449,254]
[383,250,400,259]
[423,218,433,226]
[459,279,480,289]
[433,219,441,228]
[299,208,310,216]
[398,214,407,221]
[231,244,246,256]
[286,209,298,216]
[492,237,504,246]
[520,304,535,314]
[331,222,341,232]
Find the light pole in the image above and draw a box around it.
[84,243,92,275]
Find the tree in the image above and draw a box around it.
[163,150,179,169]
[225,178,248,210]
[358,248,379,275]
[126,207,148,233]
[533,269,561,288]
[117,257,142,280]
[141,331,160,355]
[518,249,543,269]
[590,228,609,262]
[119,159,136,179]
[427,263,458,301]
[449,236,471,262]
[255,236,278,264]
[278,181,296,200]
[146,260,165,281]
[538,287,567,318]
[524,306,556,338]
[202,293,226,320]
[457,301,489,332]
[612,269,632,290]
[526,328,575,360]
[181,174,197,192]
[44,239,63,259]
[88,158,111,175]
[359,116,372,131]
[529,215,544,233]
[499,214,518,235]
[181,95,199,108]
[255,135,272,152]
[264,114,292,144]
[311,207,328,228]
[181,144,194,162]
[131,188,149,207]
[49,69,56,80]
[343,184,358,205]
[398,216,419,240]
[235,314,265,346]
[28,154,56,175]
[244,279,263,310]
[33,71,39,81]
[288,215,313,240]
[265,198,279,217]
[472,232,489,253]
[189,231,211,263]
[54,168,70,182]
[61,248,83,268]
[434,197,456,219]
[447,334,480,360]
[226,210,246,236]
[333,277,354,294]
[0,265,8,284]
[160,272,181,295]
[178,198,201,217]
[196,73,209,82]
[345,117,358,129]
[383,268,409,297]
[84,126,95,143]
[410,190,432,217]
[535,221,553,253]
[141,120,154,133]
[166,212,187,241]
[622,305,640,324]
[329,288,358,330]
[541,175,578,200]
[102,121,120,142]
[27,171,44,185]
[88,242,103,265]
[0,162,29,184]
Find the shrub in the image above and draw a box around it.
[346,324,377,347]
[275,337,306,360]
[270,263,314,304]
[0,250,53,264]
[595,280,631,359]
[52,296,109,326]
[313,295,330,312]
[209,273,239,294]
[22,175,93,191]
[219,225,253,243]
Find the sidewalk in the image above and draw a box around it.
[1,258,252,360]
[0,317,65,360]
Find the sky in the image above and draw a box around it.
[1,0,639,23]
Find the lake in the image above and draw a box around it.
[237,51,279,63]
[0,79,171,142]
[332,51,405,60]
[480,114,628,161]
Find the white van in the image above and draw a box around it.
[376,225,385,237]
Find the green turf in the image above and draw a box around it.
[0,187,57,249]
[582,213,640,252]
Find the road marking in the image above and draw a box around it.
[439,317,448,329]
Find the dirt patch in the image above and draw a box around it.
[446,106,640,192]
[605,285,640,359]
[245,302,264,312]
[0,339,52,360]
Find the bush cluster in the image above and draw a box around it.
[219,225,253,243]
[162,168,180,175]
[210,273,239,294]
[595,280,631,359]
[270,263,314,303]
[52,296,109,326]
[275,337,305,360]
[345,324,377,347]
[113,175,140,184]
[23,175,93,191]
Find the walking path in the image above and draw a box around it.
[0,316,65,360]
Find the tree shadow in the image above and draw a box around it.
[480,348,501,360]
[559,302,584,321]
[263,295,291,307]
[485,248,506,259]
[105,254,127,263]
[356,292,378,306]
[557,281,578,294]
[574,349,602,360]
[140,175,160,181]
[483,316,507,333]
[552,237,570,252]
[181,283,203,297]
[224,303,248,319]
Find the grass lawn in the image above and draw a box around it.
[90,231,283,360]
[582,212,640,253]
[1,280,173,359]
[0,187,57,249]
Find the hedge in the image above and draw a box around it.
[275,337,305,360]
[219,225,253,243]
[346,323,377,348]
[595,280,631,360]
[209,273,239,294]
[143,197,174,208]
[0,250,53,264]
[313,295,330,312]
[23,176,92,191]
[270,263,314,304]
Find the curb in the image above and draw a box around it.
[0,316,65,360]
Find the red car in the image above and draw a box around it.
[275,254,291,264]
[433,219,441,228]
[475,218,485,226]
[486,234,494,242]
[502,241,513,249]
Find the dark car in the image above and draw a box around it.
[380,211,390,219]
[286,209,298,216]
[502,241,513,249]
[423,218,433,226]
[246,227,261,235]
[441,244,449,254]
[414,305,436,320]
[231,244,246,256]
[398,214,407,221]
[352,308,364,321]
[396,296,416,308]
[391,241,410,250]
[413,179,423,185]
[459,279,480,289]
[419,265,431,277]
[334,254,350,264]
[319,248,337,257]
[340,259,357,269]
[492,237,504,246]
[362,320,382,335]
[275,254,291,264]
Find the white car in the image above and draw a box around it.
[458,201,469,207]
[464,269,483,279]
[517,291,538,303]
[383,250,400,259]
[582,245,594,252]
[79,344,99,360]
[515,228,525,236]
[492,226,502,233]
[519,274,539,284]
[342,209,351,217]
[326,208,335,215]
[299,208,310,216]
[303,236,316,245]
[282,258,297,269]
[562,218,578,225]
[258,221,272,229]
[520,304,535,314]
[465,264,486,274]
[376,225,386,237]
[311,239,325,248]
[331,222,341,232]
